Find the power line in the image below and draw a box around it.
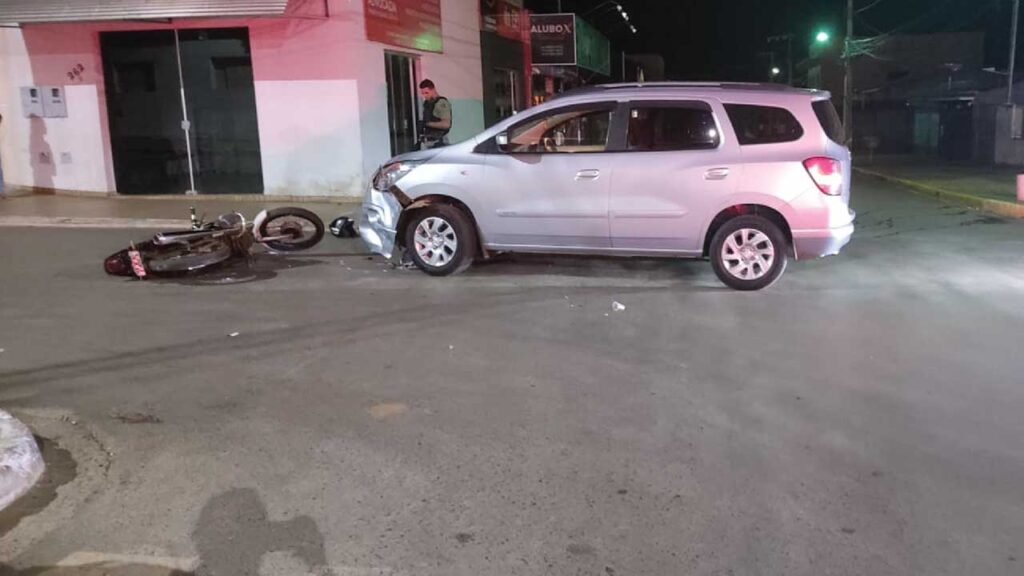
[855,0,889,15]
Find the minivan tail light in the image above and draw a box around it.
[803,157,843,196]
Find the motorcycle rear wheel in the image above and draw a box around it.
[147,239,233,273]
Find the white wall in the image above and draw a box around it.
[995,106,1024,166]
[255,79,366,196]
[0,29,115,193]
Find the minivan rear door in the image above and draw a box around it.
[608,100,738,253]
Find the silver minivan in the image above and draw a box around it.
[360,82,854,290]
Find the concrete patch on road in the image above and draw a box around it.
[368,402,409,420]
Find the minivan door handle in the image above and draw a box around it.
[704,167,730,180]
[575,169,601,181]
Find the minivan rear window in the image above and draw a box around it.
[812,99,845,144]
[724,104,803,145]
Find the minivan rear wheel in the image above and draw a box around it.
[404,204,476,276]
[710,215,788,291]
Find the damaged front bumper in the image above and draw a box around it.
[358,186,404,260]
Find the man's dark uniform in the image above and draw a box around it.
[421,96,452,149]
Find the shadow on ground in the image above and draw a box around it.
[1,488,334,575]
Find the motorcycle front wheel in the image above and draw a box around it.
[258,207,325,252]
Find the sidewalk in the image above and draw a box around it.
[854,156,1024,218]
[0,193,360,228]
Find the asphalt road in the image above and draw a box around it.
[1,176,1022,575]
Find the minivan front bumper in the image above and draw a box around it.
[791,214,855,259]
[358,186,403,260]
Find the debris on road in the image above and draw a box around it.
[228,332,240,338]
[612,301,626,312]
[0,410,45,510]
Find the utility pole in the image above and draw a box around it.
[767,34,794,85]
[787,34,793,85]
[844,0,854,146]
[1008,0,1020,105]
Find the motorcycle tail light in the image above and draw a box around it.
[104,253,131,276]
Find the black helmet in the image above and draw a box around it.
[329,216,357,238]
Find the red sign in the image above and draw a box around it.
[364,0,443,53]
[481,0,527,42]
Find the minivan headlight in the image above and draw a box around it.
[373,161,423,191]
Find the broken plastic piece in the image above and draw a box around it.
[612,301,626,312]
[0,410,45,511]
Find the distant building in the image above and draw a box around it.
[804,31,993,160]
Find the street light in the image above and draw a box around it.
[816,31,830,43]
[581,1,637,34]
[771,67,781,77]
[582,1,622,17]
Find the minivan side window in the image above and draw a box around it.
[724,104,804,145]
[627,104,720,151]
[505,105,613,153]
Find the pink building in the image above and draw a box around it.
[0,0,485,197]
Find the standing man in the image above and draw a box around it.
[418,79,452,149]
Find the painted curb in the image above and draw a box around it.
[0,410,45,511]
[855,168,1024,219]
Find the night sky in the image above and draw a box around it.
[525,0,1017,81]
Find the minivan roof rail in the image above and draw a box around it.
[552,82,826,100]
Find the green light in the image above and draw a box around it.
[816,31,830,43]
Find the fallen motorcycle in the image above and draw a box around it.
[103,207,324,278]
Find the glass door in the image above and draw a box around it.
[385,52,419,156]
[492,68,522,122]
[179,28,263,194]
[101,30,187,195]
[100,28,263,195]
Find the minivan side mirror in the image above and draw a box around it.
[495,132,509,151]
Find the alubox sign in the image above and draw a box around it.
[530,13,576,66]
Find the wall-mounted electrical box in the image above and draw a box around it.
[41,85,67,118]
[20,86,43,117]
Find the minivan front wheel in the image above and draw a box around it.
[710,215,788,291]
[405,204,476,276]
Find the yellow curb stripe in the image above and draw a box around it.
[855,167,1024,219]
